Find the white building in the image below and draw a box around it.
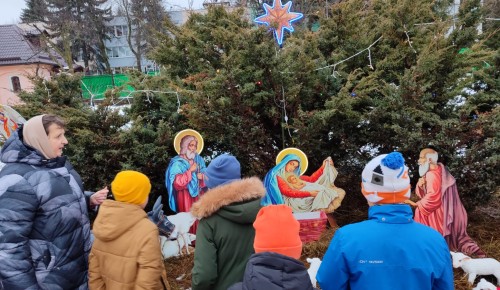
[103,4,251,73]
[104,16,155,73]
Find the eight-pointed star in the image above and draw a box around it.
[254,0,303,46]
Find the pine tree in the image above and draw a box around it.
[21,0,48,22]
[151,1,498,207]
[44,0,111,70]
[305,0,497,206]
[12,0,498,209]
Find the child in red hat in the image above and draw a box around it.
[228,204,316,290]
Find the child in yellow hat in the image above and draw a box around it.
[89,170,170,290]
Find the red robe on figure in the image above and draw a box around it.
[415,164,483,256]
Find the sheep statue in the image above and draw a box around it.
[472,278,498,290]
[148,196,197,258]
[167,211,197,255]
[450,251,500,285]
[160,233,196,259]
[306,257,322,288]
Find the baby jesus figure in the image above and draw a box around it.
[281,158,344,213]
[286,174,329,193]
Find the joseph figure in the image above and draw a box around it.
[405,148,485,257]
[165,130,207,233]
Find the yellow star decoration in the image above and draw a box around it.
[254,0,303,46]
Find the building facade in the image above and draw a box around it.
[0,24,64,105]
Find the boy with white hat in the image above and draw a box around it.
[317,152,453,290]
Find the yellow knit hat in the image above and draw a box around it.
[111,171,151,205]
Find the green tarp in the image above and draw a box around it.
[81,74,135,100]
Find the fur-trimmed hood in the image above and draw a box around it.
[191,177,266,221]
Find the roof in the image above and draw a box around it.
[0,24,64,67]
[16,22,51,36]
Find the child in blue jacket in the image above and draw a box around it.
[317,152,454,290]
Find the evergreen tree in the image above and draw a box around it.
[307,0,497,206]
[15,74,125,193]
[44,0,111,70]
[151,2,498,207]
[21,0,48,22]
[152,6,326,174]
[14,74,165,206]
[11,0,497,210]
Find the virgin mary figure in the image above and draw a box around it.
[262,148,345,213]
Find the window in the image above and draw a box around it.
[107,46,133,58]
[11,76,21,93]
[114,25,128,37]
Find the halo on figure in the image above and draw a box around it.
[276,147,308,175]
[173,129,204,155]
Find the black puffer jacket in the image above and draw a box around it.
[228,252,316,290]
[0,128,91,290]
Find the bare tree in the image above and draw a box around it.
[115,0,167,71]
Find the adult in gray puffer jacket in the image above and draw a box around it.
[0,114,108,290]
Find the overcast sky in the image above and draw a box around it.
[0,0,206,25]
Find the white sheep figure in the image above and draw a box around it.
[167,212,197,254]
[472,278,497,290]
[306,257,322,288]
[160,233,196,259]
[450,251,500,285]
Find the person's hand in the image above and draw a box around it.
[189,163,198,172]
[404,200,417,207]
[90,187,109,206]
[310,190,319,197]
[323,157,334,167]
[417,177,426,188]
[197,172,203,180]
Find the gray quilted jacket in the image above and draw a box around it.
[228,252,316,290]
[0,128,91,290]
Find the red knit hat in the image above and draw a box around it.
[253,205,302,259]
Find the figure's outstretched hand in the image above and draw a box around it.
[310,190,319,197]
[90,187,109,206]
[189,163,198,172]
[197,172,203,180]
[404,200,417,207]
[323,157,334,167]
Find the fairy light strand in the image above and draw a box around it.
[315,36,383,72]
[404,24,417,54]
[367,48,374,69]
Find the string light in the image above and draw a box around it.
[315,36,383,72]
[331,64,340,78]
[123,90,181,112]
[42,80,51,100]
[367,48,374,70]
[80,80,182,112]
[281,85,292,138]
[404,24,417,54]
